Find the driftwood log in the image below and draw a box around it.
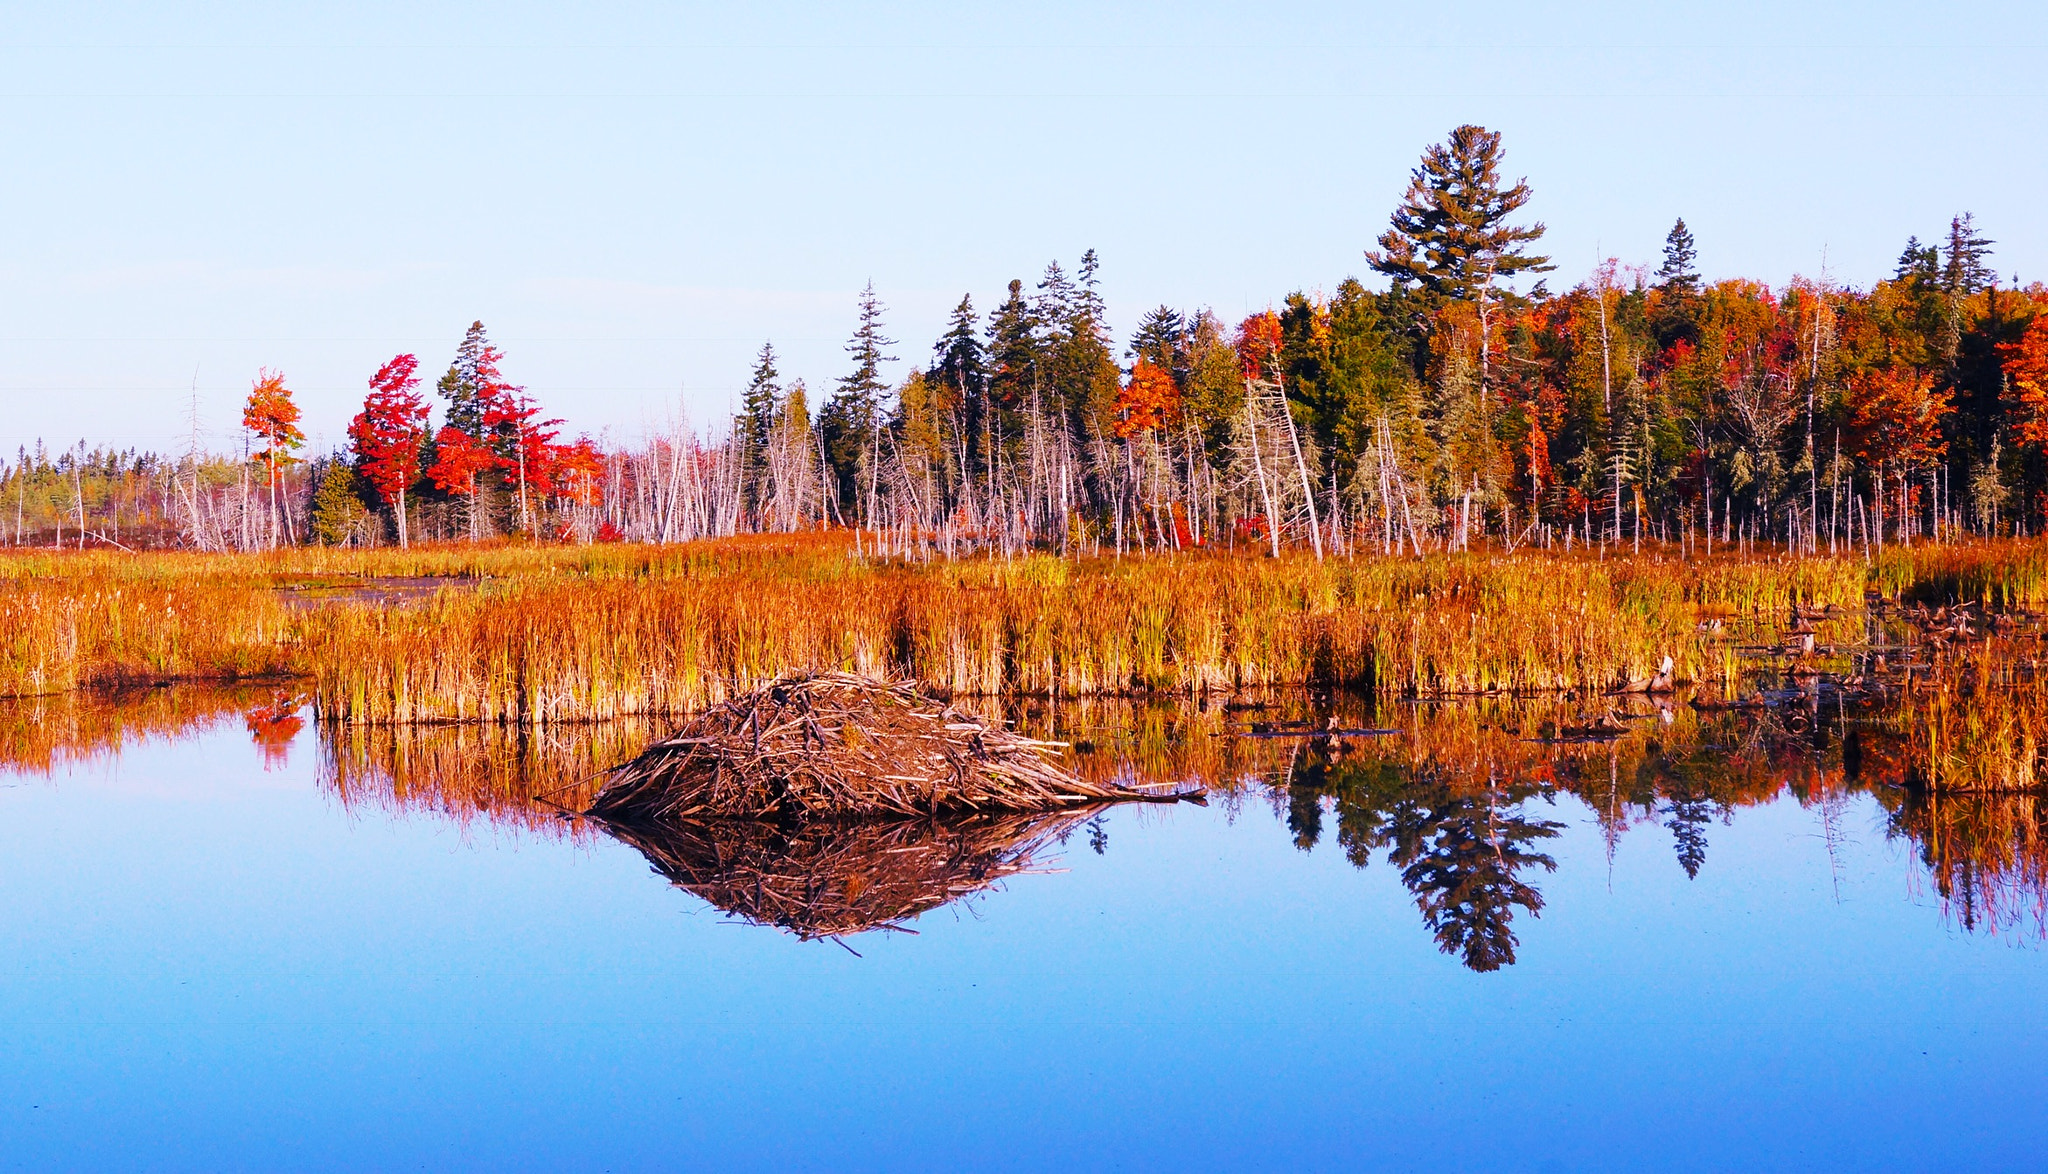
[586,672,1196,821]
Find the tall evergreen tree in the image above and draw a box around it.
[1896,236,1940,284]
[1942,213,1996,296]
[986,278,1040,406]
[738,341,782,511]
[740,341,782,455]
[1366,125,1552,302]
[820,281,897,514]
[437,321,493,437]
[1129,305,1188,381]
[1075,248,1108,327]
[1656,218,1700,293]
[930,295,986,399]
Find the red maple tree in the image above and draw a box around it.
[425,425,500,541]
[484,390,563,531]
[1234,311,1283,381]
[347,353,430,547]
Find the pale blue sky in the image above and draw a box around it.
[2,1,2042,457]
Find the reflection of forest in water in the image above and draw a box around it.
[4,683,2045,970]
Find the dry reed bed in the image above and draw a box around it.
[296,548,1882,723]
[7,538,2048,723]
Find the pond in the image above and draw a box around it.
[0,686,2043,1171]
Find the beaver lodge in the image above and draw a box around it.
[585,672,1196,822]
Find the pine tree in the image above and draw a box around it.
[1075,248,1107,327]
[308,456,371,546]
[736,341,782,518]
[835,280,896,422]
[821,281,897,517]
[741,341,782,457]
[1366,125,1552,302]
[437,322,492,437]
[986,279,1039,406]
[1942,213,1996,296]
[1129,305,1187,379]
[930,296,985,399]
[1896,236,1940,284]
[1656,218,1700,292]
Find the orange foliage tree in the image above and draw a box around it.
[1999,316,2048,451]
[242,369,305,548]
[1114,360,1180,438]
[1846,363,1952,538]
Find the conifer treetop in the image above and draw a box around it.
[1367,124,1552,302]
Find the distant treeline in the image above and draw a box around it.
[8,123,2045,555]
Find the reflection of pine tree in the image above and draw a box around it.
[1661,788,1716,879]
[1086,814,1109,856]
[1287,784,1324,851]
[1387,785,1562,972]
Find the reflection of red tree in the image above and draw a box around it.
[245,695,304,770]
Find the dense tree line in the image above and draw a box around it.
[9,122,2044,553]
[759,125,2042,557]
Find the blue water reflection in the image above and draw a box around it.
[0,708,2043,1172]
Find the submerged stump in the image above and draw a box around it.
[586,672,1190,821]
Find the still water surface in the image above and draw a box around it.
[0,694,2043,1172]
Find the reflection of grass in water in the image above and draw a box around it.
[0,685,281,775]
[12,677,2048,957]
[1890,788,2048,938]
[1890,633,2048,793]
[317,718,665,838]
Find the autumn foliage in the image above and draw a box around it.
[426,426,498,498]
[242,369,304,474]
[2000,316,2048,451]
[1234,311,1283,381]
[1114,360,1179,438]
[1847,364,1953,470]
[348,354,431,544]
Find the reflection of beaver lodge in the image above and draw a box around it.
[600,810,1100,941]
[582,674,1200,940]
[588,673,1194,820]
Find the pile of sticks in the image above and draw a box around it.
[599,810,1096,941]
[587,672,1181,821]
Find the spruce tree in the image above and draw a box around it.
[1075,248,1107,327]
[986,278,1040,405]
[1656,218,1700,293]
[437,321,491,437]
[1366,125,1552,301]
[1896,236,1940,284]
[929,295,985,399]
[1033,261,1075,347]
[1129,306,1187,380]
[740,341,782,456]
[1942,213,1996,296]
[820,281,896,515]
